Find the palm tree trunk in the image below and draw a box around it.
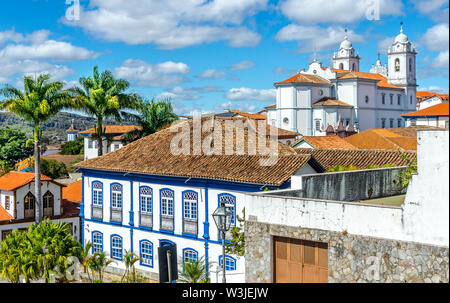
[97,118,103,157]
[34,123,42,224]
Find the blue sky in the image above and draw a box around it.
[0,0,448,116]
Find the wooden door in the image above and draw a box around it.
[274,237,328,283]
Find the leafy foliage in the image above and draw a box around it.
[326,164,358,172]
[394,150,417,188]
[121,99,178,143]
[225,209,245,257]
[121,250,147,283]
[60,136,84,155]
[0,127,33,166]
[178,256,209,283]
[0,220,82,283]
[39,158,68,179]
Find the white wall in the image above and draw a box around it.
[0,190,14,218]
[16,181,62,219]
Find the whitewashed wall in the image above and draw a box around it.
[0,190,14,218]
[16,181,62,219]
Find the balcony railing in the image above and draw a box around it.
[92,205,103,220]
[111,208,122,223]
[160,215,174,232]
[139,212,153,229]
[183,219,197,236]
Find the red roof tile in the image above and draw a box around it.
[0,205,13,221]
[62,180,82,204]
[293,136,357,149]
[401,103,449,117]
[79,125,141,135]
[275,73,331,85]
[0,171,53,191]
[333,69,404,90]
[344,128,419,150]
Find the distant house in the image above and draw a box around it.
[343,128,425,150]
[292,135,357,149]
[79,125,142,160]
[417,91,449,110]
[401,103,449,129]
[66,120,79,142]
[0,171,80,241]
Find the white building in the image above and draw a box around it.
[402,103,449,129]
[266,24,417,136]
[80,125,141,160]
[75,118,322,282]
[417,94,449,110]
[0,171,80,241]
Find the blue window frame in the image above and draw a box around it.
[140,186,153,213]
[92,231,103,254]
[183,248,198,264]
[219,255,236,271]
[111,235,123,260]
[92,182,103,206]
[111,183,123,209]
[140,240,153,267]
[183,191,198,220]
[160,189,174,216]
[218,193,236,225]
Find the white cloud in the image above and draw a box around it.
[157,86,222,101]
[422,23,449,52]
[229,60,256,71]
[273,67,298,74]
[279,0,403,24]
[418,85,449,93]
[412,0,449,21]
[196,69,227,80]
[62,0,265,49]
[275,25,364,53]
[114,59,191,87]
[225,87,276,102]
[214,101,258,113]
[431,50,449,69]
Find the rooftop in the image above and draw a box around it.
[275,73,331,86]
[0,206,13,221]
[401,102,449,118]
[312,97,354,108]
[79,125,142,135]
[292,135,357,149]
[344,128,421,150]
[0,171,54,191]
[333,69,404,90]
[62,180,82,204]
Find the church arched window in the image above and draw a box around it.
[409,58,412,72]
[352,63,356,71]
[395,58,400,72]
[339,63,344,70]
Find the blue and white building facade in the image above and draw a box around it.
[79,169,300,283]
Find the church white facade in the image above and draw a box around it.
[267,25,417,136]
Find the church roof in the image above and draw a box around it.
[275,73,331,86]
[75,118,314,186]
[344,128,421,151]
[312,97,353,108]
[333,69,404,90]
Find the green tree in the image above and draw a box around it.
[40,158,68,180]
[326,164,358,172]
[88,251,115,283]
[0,75,74,223]
[60,136,84,155]
[394,150,417,188]
[121,99,178,143]
[0,220,82,283]
[225,209,245,257]
[178,256,209,283]
[68,66,141,157]
[121,250,146,283]
[0,127,33,166]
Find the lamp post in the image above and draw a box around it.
[43,244,49,283]
[212,206,233,283]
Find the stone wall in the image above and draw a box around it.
[245,220,449,283]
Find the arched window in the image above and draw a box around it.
[24,192,35,219]
[409,58,412,72]
[183,249,199,264]
[161,189,174,217]
[219,194,236,225]
[352,63,356,71]
[395,58,400,72]
[111,184,123,209]
[339,63,344,70]
[43,191,54,217]
[92,231,103,253]
[219,255,236,271]
[140,187,152,214]
[111,235,123,260]
[92,182,103,206]
[140,240,153,267]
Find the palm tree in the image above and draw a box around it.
[77,241,93,282]
[69,66,141,157]
[88,251,115,282]
[121,99,178,144]
[178,257,208,283]
[0,75,74,224]
[121,250,142,283]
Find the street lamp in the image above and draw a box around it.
[212,206,233,283]
[43,244,49,283]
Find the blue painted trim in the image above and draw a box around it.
[130,228,134,253]
[182,190,198,237]
[138,186,153,228]
[203,186,210,240]
[110,234,123,261]
[159,188,175,233]
[219,254,237,271]
[81,176,85,247]
[182,248,199,263]
[139,240,154,268]
[129,180,134,226]
[159,239,175,247]
[110,182,123,224]
[91,230,104,254]
[204,241,209,279]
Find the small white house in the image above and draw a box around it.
[402,103,449,129]
[79,125,141,160]
[417,94,449,110]
[0,171,80,241]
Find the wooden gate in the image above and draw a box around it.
[273,236,328,283]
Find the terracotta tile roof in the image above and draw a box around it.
[75,118,313,186]
[401,103,449,117]
[79,125,141,135]
[0,171,53,191]
[62,180,82,204]
[67,124,78,132]
[229,110,267,120]
[312,97,354,108]
[275,73,331,85]
[293,136,357,149]
[295,148,416,171]
[62,200,80,216]
[0,206,13,221]
[265,104,276,109]
[344,128,419,151]
[333,69,404,90]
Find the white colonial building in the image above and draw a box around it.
[267,24,417,136]
[75,118,322,282]
[0,171,80,241]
